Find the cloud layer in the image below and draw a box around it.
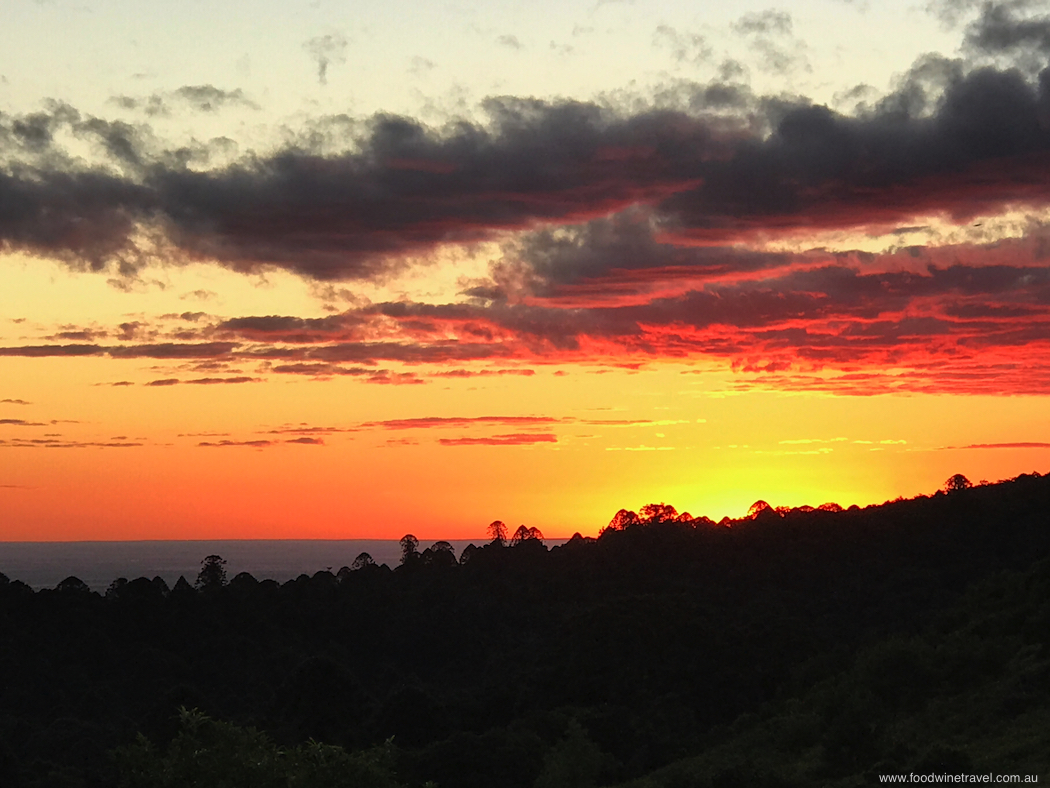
[4,4,1050,395]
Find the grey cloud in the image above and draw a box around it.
[304,34,349,85]
[505,207,792,288]
[497,34,522,50]
[926,0,985,27]
[732,9,793,36]
[172,86,259,112]
[113,86,258,116]
[653,25,712,65]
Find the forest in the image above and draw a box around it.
[1,471,1049,787]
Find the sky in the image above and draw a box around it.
[3,0,1050,540]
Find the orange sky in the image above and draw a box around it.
[3,2,1050,540]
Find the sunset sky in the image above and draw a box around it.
[3,0,1050,540]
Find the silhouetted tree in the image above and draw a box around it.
[197,555,228,590]
[818,502,843,512]
[229,572,257,589]
[748,500,775,519]
[640,503,678,523]
[351,552,376,571]
[487,520,508,545]
[422,541,457,568]
[56,576,91,594]
[399,534,419,564]
[172,575,194,595]
[603,509,641,533]
[943,473,973,493]
[106,577,129,600]
[509,525,545,545]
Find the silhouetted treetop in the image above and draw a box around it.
[603,509,642,533]
[640,503,678,523]
[351,552,376,571]
[197,555,228,590]
[230,572,258,588]
[747,500,775,519]
[56,576,91,594]
[487,520,508,545]
[399,535,419,565]
[944,473,973,493]
[511,525,544,544]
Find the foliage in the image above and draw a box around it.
[196,555,227,590]
[351,552,376,571]
[115,708,403,788]
[944,473,974,493]
[487,520,509,545]
[399,534,419,564]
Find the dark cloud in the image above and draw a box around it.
[965,1,1050,57]
[217,314,359,343]
[1,399,31,405]
[269,363,376,376]
[112,86,258,116]
[503,206,792,290]
[8,57,1050,280]
[263,425,356,435]
[145,378,180,387]
[198,439,273,448]
[0,419,47,426]
[172,86,258,113]
[110,342,238,358]
[195,437,323,448]
[0,437,144,448]
[430,368,535,377]
[362,371,425,385]
[184,376,259,384]
[438,432,558,446]
[362,415,561,430]
[947,441,1050,448]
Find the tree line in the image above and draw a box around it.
[0,471,1047,787]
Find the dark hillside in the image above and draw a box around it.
[1,473,1048,787]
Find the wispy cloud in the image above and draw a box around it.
[942,441,1050,449]
[439,432,558,446]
